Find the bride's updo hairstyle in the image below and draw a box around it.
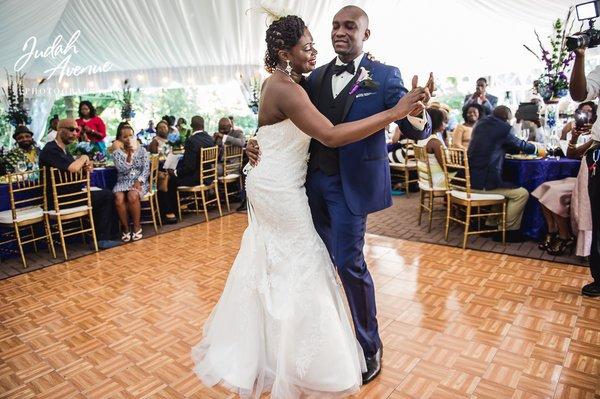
[264,15,306,73]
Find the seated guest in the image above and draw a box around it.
[417,108,449,190]
[176,118,192,142]
[468,106,540,242]
[213,117,246,148]
[111,122,150,242]
[148,120,169,154]
[39,119,119,248]
[44,114,59,144]
[2,126,41,173]
[146,120,156,134]
[214,117,247,176]
[452,103,483,149]
[534,123,595,255]
[137,120,156,145]
[463,77,498,117]
[159,116,215,223]
[561,101,597,141]
[76,101,107,153]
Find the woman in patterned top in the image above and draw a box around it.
[111,122,150,242]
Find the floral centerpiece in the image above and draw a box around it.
[68,141,104,160]
[119,79,139,120]
[2,71,31,127]
[239,73,261,114]
[167,132,183,153]
[524,8,575,104]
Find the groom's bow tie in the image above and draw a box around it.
[333,62,355,76]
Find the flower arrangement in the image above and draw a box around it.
[2,71,31,127]
[523,8,575,103]
[167,132,183,149]
[239,73,261,114]
[119,79,139,120]
[68,141,101,157]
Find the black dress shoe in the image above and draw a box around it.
[362,347,382,384]
[236,199,247,212]
[582,282,600,297]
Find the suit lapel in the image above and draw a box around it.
[341,55,372,122]
[312,58,336,105]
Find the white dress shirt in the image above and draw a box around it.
[332,52,426,130]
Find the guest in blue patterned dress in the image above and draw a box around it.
[111,122,150,242]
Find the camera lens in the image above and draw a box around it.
[567,33,591,51]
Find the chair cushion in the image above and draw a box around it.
[45,205,91,216]
[142,192,155,201]
[390,160,417,169]
[218,173,240,181]
[177,185,208,191]
[0,206,44,224]
[418,182,447,192]
[450,190,505,201]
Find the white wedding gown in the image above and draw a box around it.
[192,119,365,398]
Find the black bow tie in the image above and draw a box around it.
[333,62,356,76]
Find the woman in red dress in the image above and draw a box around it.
[76,100,107,153]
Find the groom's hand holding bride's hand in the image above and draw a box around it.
[246,138,261,166]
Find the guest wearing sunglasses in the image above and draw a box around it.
[39,119,120,249]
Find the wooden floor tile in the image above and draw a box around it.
[0,213,598,398]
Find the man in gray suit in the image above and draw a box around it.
[213,117,246,147]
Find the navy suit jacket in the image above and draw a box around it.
[304,56,432,215]
[467,115,536,190]
[176,131,215,186]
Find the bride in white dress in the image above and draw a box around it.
[192,14,426,398]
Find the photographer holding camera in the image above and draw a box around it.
[570,41,600,297]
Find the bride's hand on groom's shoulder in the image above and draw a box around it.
[246,139,261,166]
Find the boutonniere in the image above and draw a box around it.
[349,67,379,95]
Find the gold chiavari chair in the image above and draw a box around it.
[0,168,55,267]
[140,155,161,232]
[442,148,507,249]
[46,167,98,259]
[218,145,244,212]
[389,139,418,196]
[413,145,448,232]
[176,146,223,222]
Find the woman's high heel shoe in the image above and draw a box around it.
[538,232,557,250]
[546,236,575,256]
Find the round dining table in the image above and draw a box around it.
[502,157,582,240]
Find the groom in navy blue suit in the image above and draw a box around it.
[303,6,432,384]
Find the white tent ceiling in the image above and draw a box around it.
[0,0,578,94]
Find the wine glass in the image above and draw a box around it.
[547,135,559,160]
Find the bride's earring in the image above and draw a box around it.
[285,60,293,75]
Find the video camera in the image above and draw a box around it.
[566,0,600,51]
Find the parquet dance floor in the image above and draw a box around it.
[0,213,598,398]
